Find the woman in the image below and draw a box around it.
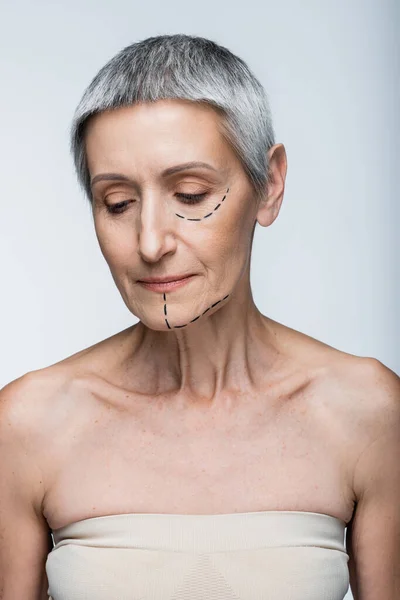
[1,34,399,600]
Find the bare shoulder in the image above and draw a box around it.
[283,323,399,470]
[0,367,75,497]
[318,351,399,491]
[0,369,64,435]
[327,354,400,443]
[333,358,400,597]
[341,355,400,482]
[279,319,399,434]
[306,343,399,441]
[1,369,64,428]
[0,366,73,423]
[0,371,75,598]
[0,323,135,425]
[0,323,136,439]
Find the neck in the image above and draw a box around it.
[127,273,283,407]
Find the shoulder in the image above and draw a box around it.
[274,323,398,441]
[0,323,133,416]
[0,370,65,515]
[0,369,59,422]
[302,349,398,473]
[323,354,400,501]
[0,323,134,435]
[330,355,400,436]
[319,353,400,447]
[338,358,400,597]
[0,364,74,412]
[0,368,71,448]
[346,357,400,494]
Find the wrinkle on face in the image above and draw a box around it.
[83,99,274,401]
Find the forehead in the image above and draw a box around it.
[84,99,237,176]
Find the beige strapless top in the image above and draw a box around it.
[46,510,350,600]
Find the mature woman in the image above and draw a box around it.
[1,34,399,600]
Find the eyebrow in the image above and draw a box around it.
[90,161,218,188]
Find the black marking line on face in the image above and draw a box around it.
[162,187,231,330]
[175,187,229,220]
[163,293,230,329]
[163,293,171,329]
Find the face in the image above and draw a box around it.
[85,99,262,330]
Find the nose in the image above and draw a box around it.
[137,191,177,263]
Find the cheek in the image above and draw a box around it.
[198,207,252,256]
[187,212,251,279]
[94,221,133,268]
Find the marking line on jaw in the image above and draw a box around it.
[163,187,231,329]
[164,293,230,329]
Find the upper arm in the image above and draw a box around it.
[0,373,53,600]
[346,359,400,600]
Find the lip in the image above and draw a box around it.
[138,275,195,292]
[138,274,193,283]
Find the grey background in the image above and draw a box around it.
[1,2,399,597]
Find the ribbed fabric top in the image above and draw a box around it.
[46,510,350,600]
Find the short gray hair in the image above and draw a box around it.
[71,34,276,203]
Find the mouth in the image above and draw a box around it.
[137,275,196,292]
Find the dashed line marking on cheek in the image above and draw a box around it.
[163,187,230,329]
[174,188,229,221]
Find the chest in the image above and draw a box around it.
[43,394,355,529]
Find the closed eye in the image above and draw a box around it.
[106,200,131,214]
[176,192,207,204]
[105,192,208,215]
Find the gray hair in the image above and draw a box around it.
[71,34,276,203]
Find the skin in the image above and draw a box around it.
[86,98,288,406]
[1,98,399,600]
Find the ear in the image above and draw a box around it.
[256,143,287,227]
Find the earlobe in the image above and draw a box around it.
[256,197,279,228]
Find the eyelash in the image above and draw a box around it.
[106,192,207,214]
